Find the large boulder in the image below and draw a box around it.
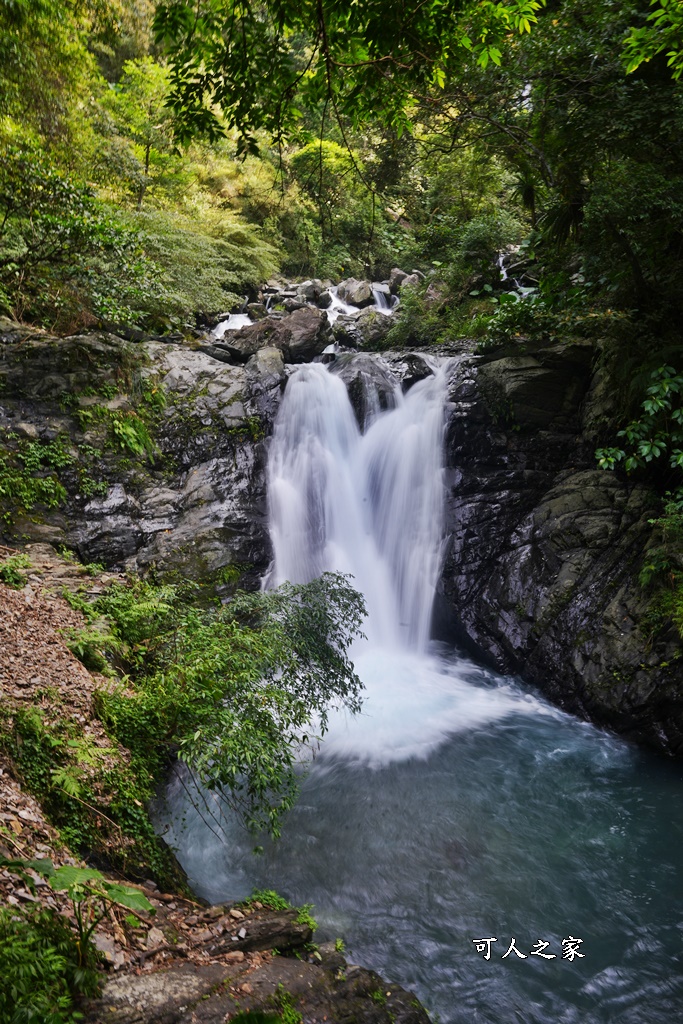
[280,306,332,361]
[218,318,279,361]
[331,353,400,430]
[246,345,285,385]
[337,277,374,308]
[354,307,393,349]
[84,938,430,1024]
[219,307,331,364]
[331,308,393,350]
[331,311,363,348]
[476,342,592,429]
[370,280,393,296]
[297,278,324,302]
[246,302,268,320]
[388,268,408,294]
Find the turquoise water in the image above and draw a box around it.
[159,646,683,1024]
[160,358,683,1021]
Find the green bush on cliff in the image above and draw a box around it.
[95,573,366,837]
[596,365,683,476]
[0,138,279,333]
[0,704,183,890]
[639,495,683,643]
[0,442,68,527]
[0,903,92,1024]
[596,364,683,642]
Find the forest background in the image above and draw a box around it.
[0,0,680,339]
[2,0,683,580]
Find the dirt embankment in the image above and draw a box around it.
[0,545,430,1024]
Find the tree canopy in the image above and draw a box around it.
[153,0,546,151]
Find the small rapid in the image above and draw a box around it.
[158,356,683,1024]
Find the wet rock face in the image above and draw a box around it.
[384,351,435,392]
[331,353,400,431]
[437,342,683,755]
[0,331,285,585]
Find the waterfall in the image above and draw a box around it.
[267,360,447,650]
[264,355,545,765]
[371,285,393,310]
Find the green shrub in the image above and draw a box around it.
[62,623,120,673]
[0,144,160,332]
[596,365,683,476]
[95,573,366,836]
[0,904,94,1024]
[0,443,69,527]
[638,494,683,642]
[385,286,441,348]
[0,706,182,891]
[120,207,279,327]
[245,889,291,911]
[0,551,31,588]
[272,985,303,1024]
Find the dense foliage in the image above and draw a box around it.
[154,0,545,150]
[0,1,681,614]
[0,903,93,1024]
[94,573,366,836]
[0,1,278,330]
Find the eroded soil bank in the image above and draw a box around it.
[0,547,429,1023]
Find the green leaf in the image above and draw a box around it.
[49,866,104,892]
[101,883,154,914]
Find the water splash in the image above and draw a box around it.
[213,312,252,336]
[264,357,550,763]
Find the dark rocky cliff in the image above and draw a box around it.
[437,339,682,755]
[0,321,285,589]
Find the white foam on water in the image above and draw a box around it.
[326,286,396,323]
[318,647,557,767]
[213,313,252,336]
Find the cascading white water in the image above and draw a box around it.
[265,357,544,764]
[327,286,396,322]
[267,360,446,650]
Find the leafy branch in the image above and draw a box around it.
[596,365,683,480]
[0,856,153,968]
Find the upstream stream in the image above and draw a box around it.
[159,359,683,1023]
